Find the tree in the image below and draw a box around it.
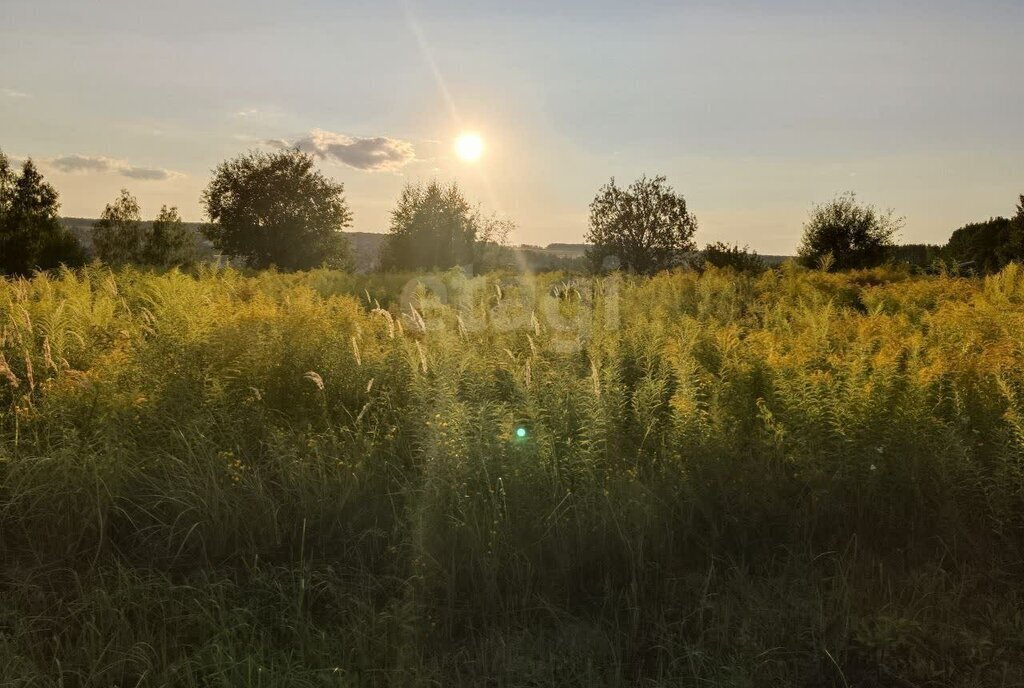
[202,148,352,270]
[379,180,480,271]
[145,205,197,267]
[701,241,766,272]
[93,189,146,266]
[935,194,1024,274]
[0,153,85,275]
[585,175,697,274]
[0,150,14,210]
[943,216,1021,274]
[797,192,901,271]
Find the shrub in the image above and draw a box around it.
[701,241,766,272]
[797,191,901,271]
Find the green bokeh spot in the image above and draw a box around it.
[515,426,527,439]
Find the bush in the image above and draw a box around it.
[701,241,766,272]
[798,191,901,271]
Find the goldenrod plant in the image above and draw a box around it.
[1,263,1022,685]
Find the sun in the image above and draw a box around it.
[455,132,484,162]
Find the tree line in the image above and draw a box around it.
[2,146,1022,277]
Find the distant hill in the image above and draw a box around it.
[542,243,588,257]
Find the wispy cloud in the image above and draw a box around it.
[233,107,285,123]
[48,154,183,181]
[2,88,31,99]
[267,129,416,172]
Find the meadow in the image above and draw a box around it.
[1,263,1023,686]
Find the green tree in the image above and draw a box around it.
[585,175,697,274]
[797,192,901,271]
[145,205,197,267]
[942,216,1021,274]
[93,189,146,266]
[379,180,480,271]
[0,153,85,275]
[0,150,14,209]
[202,148,352,270]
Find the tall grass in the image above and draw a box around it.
[1,263,1022,686]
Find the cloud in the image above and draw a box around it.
[48,154,182,181]
[268,129,416,172]
[50,155,116,174]
[233,107,285,123]
[2,88,30,99]
[121,166,177,180]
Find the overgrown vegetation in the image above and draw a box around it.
[700,241,766,272]
[2,264,1023,686]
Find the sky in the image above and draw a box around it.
[1,0,1022,253]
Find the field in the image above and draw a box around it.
[1,264,1024,686]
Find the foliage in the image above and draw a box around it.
[92,188,147,266]
[202,148,353,271]
[944,216,1022,274]
[890,243,944,270]
[93,191,200,269]
[379,180,500,272]
[0,152,85,275]
[585,175,697,274]
[701,241,766,272]
[798,191,901,271]
[145,205,198,267]
[2,265,1024,685]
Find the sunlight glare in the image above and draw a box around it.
[455,132,484,162]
